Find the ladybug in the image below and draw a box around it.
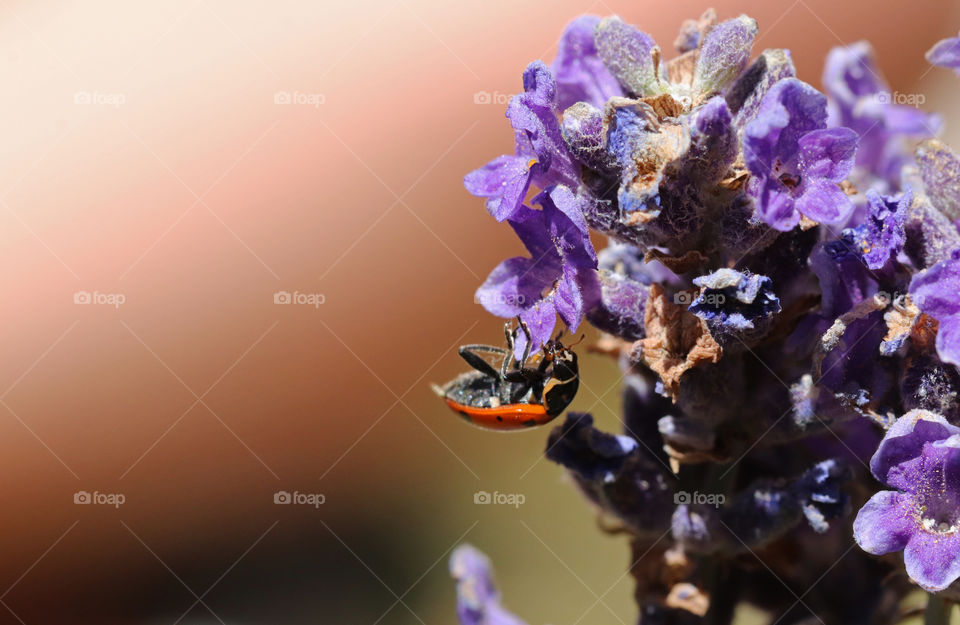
[434,321,581,431]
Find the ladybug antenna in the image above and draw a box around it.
[554,329,565,342]
[569,334,586,348]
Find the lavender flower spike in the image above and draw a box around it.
[854,410,960,591]
[927,30,960,75]
[455,8,960,622]
[450,545,528,625]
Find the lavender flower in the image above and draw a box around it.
[464,62,577,222]
[452,9,960,623]
[744,78,859,230]
[474,185,597,355]
[451,545,528,625]
[823,42,939,191]
[843,188,911,271]
[854,410,960,591]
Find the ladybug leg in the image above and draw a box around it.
[458,345,506,380]
[503,367,544,403]
[517,318,532,367]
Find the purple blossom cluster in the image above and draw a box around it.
[452,9,960,624]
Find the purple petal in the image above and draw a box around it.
[927,31,960,75]
[870,409,960,488]
[450,545,529,625]
[854,490,915,555]
[595,17,663,97]
[794,178,853,225]
[586,270,648,340]
[553,265,585,333]
[749,178,799,231]
[536,184,588,236]
[910,250,960,367]
[797,127,858,181]
[464,155,533,222]
[849,189,910,270]
[475,257,542,318]
[692,15,758,99]
[516,301,558,358]
[552,15,623,109]
[520,61,558,111]
[904,529,960,592]
[728,48,796,128]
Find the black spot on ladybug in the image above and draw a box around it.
[496,415,503,422]
[523,419,537,427]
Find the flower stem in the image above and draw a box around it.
[925,594,949,625]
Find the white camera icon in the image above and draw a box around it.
[274,490,291,504]
[274,291,292,304]
[673,291,694,306]
[74,91,92,104]
[674,491,692,505]
[473,91,491,104]
[74,291,92,304]
[74,490,91,504]
[274,91,292,105]
[474,490,491,504]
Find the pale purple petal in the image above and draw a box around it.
[853,490,915,554]
[798,127,858,181]
[870,409,960,488]
[910,250,960,367]
[450,545,529,625]
[927,31,960,75]
[904,529,960,592]
[475,257,542,318]
[794,178,853,225]
[464,155,533,222]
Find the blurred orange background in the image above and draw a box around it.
[0,1,958,623]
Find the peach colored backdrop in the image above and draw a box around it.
[0,1,957,623]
